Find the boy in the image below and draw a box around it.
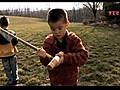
[0,16,19,85]
[37,8,89,86]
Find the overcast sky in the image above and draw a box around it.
[0,2,86,10]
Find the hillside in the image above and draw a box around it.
[0,16,120,86]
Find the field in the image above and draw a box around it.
[0,16,120,86]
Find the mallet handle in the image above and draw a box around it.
[0,28,53,59]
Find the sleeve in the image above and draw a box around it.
[11,38,18,46]
[0,34,10,44]
[39,40,54,66]
[8,30,18,46]
[63,37,89,67]
[0,30,13,42]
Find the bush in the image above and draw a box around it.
[83,19,89,25]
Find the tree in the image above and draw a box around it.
[83,2,102,22]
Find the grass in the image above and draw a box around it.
[0,16,120,86]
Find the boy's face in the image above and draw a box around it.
[48,20,69,42]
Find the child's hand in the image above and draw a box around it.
[56,51,64,64]
[36,47,47,58]
[47,52,64,70]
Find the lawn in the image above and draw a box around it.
[0,16,120,86]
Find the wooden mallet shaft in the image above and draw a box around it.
[0,28,53,59]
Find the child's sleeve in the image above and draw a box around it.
[63,37,89,67]
[8,30,18,46]
[0,30,13,42]
[39,41,53,66]
[0,34,10,44]
[11,38,18,46]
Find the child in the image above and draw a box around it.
[37,8,89,86]
[0,16,19,85]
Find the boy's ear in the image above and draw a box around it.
[66,21,70,28]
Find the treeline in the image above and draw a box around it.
[0,7,102,22]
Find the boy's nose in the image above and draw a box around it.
[54,28,59,33]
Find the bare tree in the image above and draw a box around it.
[83,2,102,22]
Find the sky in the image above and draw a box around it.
[0,2,86,10]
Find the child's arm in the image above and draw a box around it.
[0,34,10,44]
[9,30,18,46]
[63,38,89,67]
[0,30,13,43]
[38,43,53,66]
[11,38,18,46]
[0,29,18,46]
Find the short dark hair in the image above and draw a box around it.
[47,8,68,23]
[0,16,10,27]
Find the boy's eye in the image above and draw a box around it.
[51,28,55,31]
[58,26,63,30]
[50,26,63,31]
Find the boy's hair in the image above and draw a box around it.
[47,8,68,23]
[0,16,10,27]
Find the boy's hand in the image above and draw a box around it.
[56,51,64,64]
[36,47,47,58]
[47,51,64,70]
